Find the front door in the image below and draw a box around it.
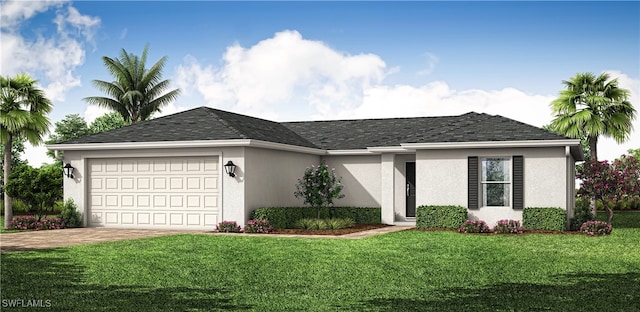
[406,162,416,218]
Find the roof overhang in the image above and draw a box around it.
[401,139,584,161]
[48,139,584,160]
[47,139,326,155]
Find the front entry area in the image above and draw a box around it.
[406,162,416,217]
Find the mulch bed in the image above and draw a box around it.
[270,223,391,236]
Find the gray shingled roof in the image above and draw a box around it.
[60,106,568,149]
[284,112,568,150]
[62,107,317,148]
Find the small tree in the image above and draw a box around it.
[294,161,345,219]
[5,164,63,220]
[578,155,640,223]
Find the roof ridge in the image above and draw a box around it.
[200,107,248,139]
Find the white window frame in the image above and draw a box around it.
[480,157,512,207]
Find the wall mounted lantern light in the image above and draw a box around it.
[63,163,75,179]
[224,161,237,177]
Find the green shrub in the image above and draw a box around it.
[522,207,566,231]
[570,198,595,231]
[244,219,273,234]
[250,207,380,229]
[295,218,323,230]
[294,218,355,230]
[215,221,242,233]
[8,215,65,230]
[458,220,491,233]
[493,219,525,234]
[416,205,467,229]
[326,218,354,229]
[579,220,612,236]
[59,199,83,228]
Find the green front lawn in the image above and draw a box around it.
[1,212,639,311]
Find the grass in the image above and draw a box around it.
[1,212,639,311]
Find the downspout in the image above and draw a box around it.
[54,150,63,160]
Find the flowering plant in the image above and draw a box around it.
[493,219,525,234]
[578,155,640,223]
[458,220,492,233]
[579,221,612,236]
[8,215,66,231]
[244,219,273,234]
[215,221,242,233]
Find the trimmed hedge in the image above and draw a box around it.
[416,205,467,229]
[522,207,566,231]
[250,207,381,229]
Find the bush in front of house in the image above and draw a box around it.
[243,219,273,234]
[458,220,492,233]
[295,218,355,230]
[493,219,525,234]
[8,215,66,231]
[416,205,467,229]
[579,221,612,236]
[250,207,380,229]
[215,221,242,233]
[569,198,595,231]
[59,199,83,228]
[522,207,566,231]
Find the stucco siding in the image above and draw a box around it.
[243,148,320,222]
[322,155,382,208]
[416,147,569,226]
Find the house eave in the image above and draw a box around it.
[400,139,582,150]
[47,139,326,155]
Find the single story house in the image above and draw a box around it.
[47,107,583,230]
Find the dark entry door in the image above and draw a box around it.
[406,162,416,217]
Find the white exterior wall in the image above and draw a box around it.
[63,147,245,228]
[243,148,320,223]
[322,155,382,208]
[416,147,570,226]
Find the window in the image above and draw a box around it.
[481,158,511,207]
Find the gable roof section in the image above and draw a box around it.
[62,107,317,148]
[283,112,568,150]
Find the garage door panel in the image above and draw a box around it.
[88,156,220,230]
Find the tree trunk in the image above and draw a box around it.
[589,135,598,216]
[4,133,13,229]
[607,207,614,224]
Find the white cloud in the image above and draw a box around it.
[0,0,64,29]
[417,52,439,76]
[175,31,636,162]
[175,30,387,120]
[0,1,100,101]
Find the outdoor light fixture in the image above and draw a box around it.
[224,160,237,177]
[63,163,75,179]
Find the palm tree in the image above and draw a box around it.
[549,72,636,161]
[84,45,180,123]
[1,74,52,229]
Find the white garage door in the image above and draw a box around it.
[88,156,220,230]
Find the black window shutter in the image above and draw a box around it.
[512,156,524,210]
[468,156,479,209]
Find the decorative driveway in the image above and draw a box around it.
[0,228,200,252]
[0,226,413,252]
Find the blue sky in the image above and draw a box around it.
[1,1,639,166]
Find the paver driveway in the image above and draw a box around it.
[0,228,199,252]
[0,226,412,252]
